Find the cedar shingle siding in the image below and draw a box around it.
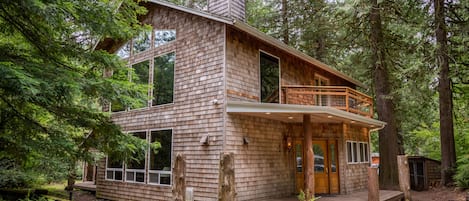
[97,5,225,201]
[96,2,376,201]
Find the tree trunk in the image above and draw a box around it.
[65,160,77,191]
[369,0,401,190]
[434,0,456,186]
[281,0,289,45]
[303,114,314,200]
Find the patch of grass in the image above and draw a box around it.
[38,181,69,199]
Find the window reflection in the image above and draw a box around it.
[153,52,175,106]
[260,52,279,103]
[313,144,324,173]
[133,30,152,54]
[155,30,176,47]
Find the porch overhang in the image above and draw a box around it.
[227,101,386,130]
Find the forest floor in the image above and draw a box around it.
[411,186,468,201]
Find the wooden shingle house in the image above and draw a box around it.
[92,0,386,200]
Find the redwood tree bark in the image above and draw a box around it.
[369,0,401,190]
[434,0,456,186]
[281,0,289,45]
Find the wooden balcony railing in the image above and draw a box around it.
[282,85,374,117]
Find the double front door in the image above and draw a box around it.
[295,139,339,194]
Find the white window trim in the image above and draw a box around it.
[105,158,123,181]
[259,50,281,103]
[346,141,369,164]
[125,169,146,183]
[148,128,173,186]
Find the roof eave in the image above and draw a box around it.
[227,101,386,128]
[148,0,235,24]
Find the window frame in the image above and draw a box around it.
[128,60,152,110]
[124,130,148,183]
[259,50,281,104]
[105,156,124,182]
[154,29,177,48]
[151,52,176,107]
[346,141,370,164]
[111,28,177,113]
[313,74,330,106]
[148,128,174,186]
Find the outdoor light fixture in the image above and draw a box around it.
[286,136,292,151]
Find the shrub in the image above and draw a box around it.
[454,154,469,189]
[0,169,35,188]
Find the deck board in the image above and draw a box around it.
[73,181,96,192]
[267,190,403,201]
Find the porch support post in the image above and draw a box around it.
[303,114,315,199]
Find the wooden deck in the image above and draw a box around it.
[73,181,96,192]
[267,190,404,201]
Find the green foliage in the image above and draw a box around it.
[407,123,441,160]
[297,190,319,201]
[455,154,469,189]
[0,0,151,188]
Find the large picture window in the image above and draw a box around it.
[153,52,175,106]
[106,129,173,186]
[112,28,176,112]
[260,52,280,103]
[149,129,172,185]
[125,131,147,183]
[346,141,369,164]
[131,60,150,109]
[110,68,130,112]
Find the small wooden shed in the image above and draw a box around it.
[408,156,441,191]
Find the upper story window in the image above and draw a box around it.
[131,60,150,109]
[110,68,130,112]
[111,28,176,112]
[116,29,176,58]
[133,30,152,54]
[260,51,280,103]
[314,75,330,106]
[153,52,175,106]
[154,30,176,47]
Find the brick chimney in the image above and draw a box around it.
[208,0,245,22]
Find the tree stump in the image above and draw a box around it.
[218,152,236,201]
[172,153,186,201]
[397,155,411,201]
[368,167,379,201]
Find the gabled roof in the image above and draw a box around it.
[147,0,366,88]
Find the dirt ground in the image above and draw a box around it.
[72,190,96,201]
[411,187,468,201]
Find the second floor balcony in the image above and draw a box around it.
[281,85,374,118]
